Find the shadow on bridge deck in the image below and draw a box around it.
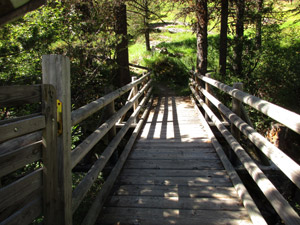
[97,96,252,225]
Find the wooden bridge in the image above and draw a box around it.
[1,55,300,225]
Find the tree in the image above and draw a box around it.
[219,0,228,77]
[195,0,208,75]
[127,0,167,51]
[115,2,131,87]
[233,0,245,78]
[256,0,263,49]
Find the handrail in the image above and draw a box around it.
[190,73,300,225]
[198,85,300,189]
[71,72,151,126]
[72,86,153,212]
[71,79,152,169]
[196,73,300,135]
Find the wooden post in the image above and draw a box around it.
[42,55,72,225]
[104,86,117,163]
[205,73,211,120]
[132,76,138,124]
[42,84,58,225]
[230,82,243,166]
[231,82,243,141]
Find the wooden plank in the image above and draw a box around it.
[0,131,42,155]
[128,150,219,160]
[132,147,216,154]
[120,168,228,177]
[0,141,42,177]
[99,207,252,225]
[80,97,153,225]
[191,85,300,225]
[113,185,238,199]
[0,85,41,107]
[71,80,152,169]
[41,84,59,225]
[190,94,267,225]
[71,72,150,126]
[0,113,41,126]
[124,159,224,170]
[71,89,152,213]
[42,55,72,225]
[134,142,212,149]
[106,196,244,210]
[198,74,300,135]
[0,115,45,143]
[0,169,42,212]
[0,198,42,225]
[117,176,232,187]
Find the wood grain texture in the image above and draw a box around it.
[0,85,41,107]
[97,97,253,225]
[0,115,45,143]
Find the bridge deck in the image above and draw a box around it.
[97,96,252,225]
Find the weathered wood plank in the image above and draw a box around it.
[0,141,42,177]
[99,207,252,225]
[0,131,42,155]
[106,196,244,210]
[117,176,232,187]
[0,115,45,143]
[80,97,153,225]
[0,85,42,107]
[124,159,224,170]
[71,89,152,213]
[190,94,267,225]
[0,198,42,225]
[120,168,228,177]
[128,150,219,160]
[0,169,42,212]
[131,147,215,154]
[113,185,238,199]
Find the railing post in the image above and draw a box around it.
[231,82,243,141]
[42,84,58,225]
[132,76,138,123]
[104,86,117,162]
[42,55,72,225]
[205,73,211,120]
[230,82,243,166]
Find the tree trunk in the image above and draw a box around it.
[219,0,228,78]
[145,1,151,51]
[115,3,131,87]
[256,0,263,49]
[233,0,244,78]
[195,0,208,75]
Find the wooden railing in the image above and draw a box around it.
[0,55,153,225]
[0,84,57,225]
[190,72,300,225]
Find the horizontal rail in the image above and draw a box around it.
[71,72,151,126]
[197,74,300,135]
[0,141,42,177]
[0,131,42,155]
[0,197,42,225]
[0,85,42,107]
[81,97,154,225]
[71,79,152,169]
[0,168,43,212]
[190,96,267,225]
[0,115,45,143]
[199,86,300,189]
[72,87,153,212]
[190,85,300,225]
